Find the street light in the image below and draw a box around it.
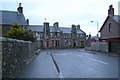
[90,21,99,52]
[44,18,47,49]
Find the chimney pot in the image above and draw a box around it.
[19,3,22,7]
[109,5,113,9]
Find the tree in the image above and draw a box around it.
[4,22,35,42]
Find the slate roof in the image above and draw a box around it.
[29,25,44,32]
[113,15,120,23]
[77,29,85,34]
[59,27,71,33]
[99,15,120,32]
[0,10,27,25]
[50,26,61,32]
[29,25,61,32]
[29,25,85,34]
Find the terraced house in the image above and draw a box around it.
[29,22,86,49]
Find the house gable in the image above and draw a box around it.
[100,16,120,39]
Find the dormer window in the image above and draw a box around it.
[40,33,43,38]
[55,33,59,38]
[109,23,112,32]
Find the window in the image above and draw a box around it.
[64,34,66,39]
[55,33,59,38]
[80,35,83,37]
[55,40,59,46]
[64,40,68,46]
[78,41,80,46]
[69,34,71,39]
[57,33,60,37]
[81,41,84,47]
[40,40,43,47]
[40,33,43,38]
[69,41,71,46]
[66,41,69,47]
[51,33,53,38]
[33,33,36,37]
[66,34,68,39]
[64,41,66,46]
[64,34,67,39]
[77,34,80,39]
[109,23,112,32]
[51,40,54,46]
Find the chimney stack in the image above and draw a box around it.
[72,24,76,33]
[44,22,49,28]
[17,3,23,13]
[53,22,59,28]
[108,5,114,16]
[44,22,50,38]
[77,25,80,30]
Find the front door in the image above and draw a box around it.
[74,42,76,47]
[46,42,49,48]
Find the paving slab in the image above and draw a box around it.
[17,51,58,78]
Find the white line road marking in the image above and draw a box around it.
[78,55,84,57]
[55,54,67,56]
[89,58,109,65]
[58,72,64,78]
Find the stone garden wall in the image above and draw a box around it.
[1,37,37,78]
[85,42,109,52]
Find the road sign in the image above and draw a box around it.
[36,36,40,40]
[45,38,50,42]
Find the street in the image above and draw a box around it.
[18,49,119,78]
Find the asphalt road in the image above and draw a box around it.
[18,49,119,78]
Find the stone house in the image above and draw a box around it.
[0,3,27,36]
[99,5,120,53]
[29,22,86,49]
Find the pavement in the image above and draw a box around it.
[17,50,58,78]
[84,50,119,57]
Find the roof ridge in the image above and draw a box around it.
[114,15,120,16]
[30,25,43,26]
[0,10,17,12]
[59,27,71,28]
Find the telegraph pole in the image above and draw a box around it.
[91,21,99,52]
[44,18,47,49]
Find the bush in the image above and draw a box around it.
[4,22,36,42]
[22,31,36,42]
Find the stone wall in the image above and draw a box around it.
[109,41,120,53]
[85,42,109,53]
[1,37,37,78]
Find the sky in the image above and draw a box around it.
[0,0,120,36]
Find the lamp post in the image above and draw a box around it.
[45,22,47,49]
[91,21,99,52]
[44,18,47,49]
